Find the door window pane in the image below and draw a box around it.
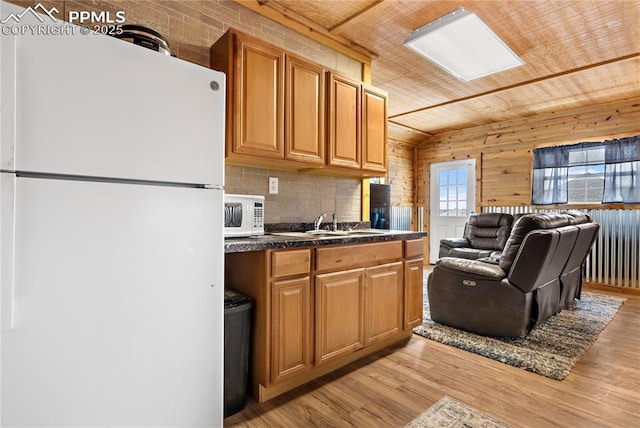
[439,171,447,185]
[438,167,468,217]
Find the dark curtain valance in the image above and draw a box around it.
[532,141,602,169]
[604,136,640,163]
[532,135,640,205]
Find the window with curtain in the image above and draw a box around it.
[532,136,640,205]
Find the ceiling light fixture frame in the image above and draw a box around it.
[404,8,525,82]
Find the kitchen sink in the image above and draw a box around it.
[343,230,387,236]
[270,230,387,239]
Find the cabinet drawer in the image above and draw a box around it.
[271,249,311,278]
[404,238,424,259]
[316,241,402,271]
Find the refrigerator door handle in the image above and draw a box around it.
[204,184,224,190]
[1,173,16,330]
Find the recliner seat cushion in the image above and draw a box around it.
[445,247,495,260]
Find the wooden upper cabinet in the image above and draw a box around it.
[361,84,388,173]
[211,30,325,166]
[285,55,325,165]
[235,36,285,158]
[326,73,361,169]
[211,30,285,160]
[211,29,387,175]
[326,73,388,175]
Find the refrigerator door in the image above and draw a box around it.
[1,176,224,427]
[1,19,225,185]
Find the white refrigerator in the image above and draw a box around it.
[0,2,225,426]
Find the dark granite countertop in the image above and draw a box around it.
[225,228,427,253]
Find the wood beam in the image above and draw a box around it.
[233,0,375,65]
[329,0,387,33]
[388,120,433,137]
[389,52,640,120]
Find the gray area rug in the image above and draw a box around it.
[404,395,512,428]
[414,276,625,380]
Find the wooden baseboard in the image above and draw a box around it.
[583,282,640,295]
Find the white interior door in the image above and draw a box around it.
[429,159,476,264]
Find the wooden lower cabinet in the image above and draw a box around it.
[271,276,312,383]
[224,238,424,403]
[315,268,365,365]
[364,262,404,345]
[404,258,424,329]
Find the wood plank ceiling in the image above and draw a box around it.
[241,0,640,144]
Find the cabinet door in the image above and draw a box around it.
[361,84,388,173]
[233,33,284,158]
[315,268,364,365]
[404,258,424,329]
[364,262,404,346]
[326,73,361,169]
[271,277,312,384]
[285,56,325,164]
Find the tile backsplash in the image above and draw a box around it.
[225,165,361,223]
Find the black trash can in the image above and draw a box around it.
[223,289,253,418]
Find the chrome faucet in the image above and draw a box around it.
[313,213,326,231]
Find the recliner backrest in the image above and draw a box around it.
[499,213,573,272]
[559,222,600,306]
[508,225,580,294]
[463,213,514,251]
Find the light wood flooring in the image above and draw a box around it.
[224,270,640,427]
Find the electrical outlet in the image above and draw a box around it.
[269,177,278,194]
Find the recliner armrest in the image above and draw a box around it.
[437,257,507,279]
[439,238,469,248]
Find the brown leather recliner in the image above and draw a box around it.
[438,213,514,260]
[428,212,598,338]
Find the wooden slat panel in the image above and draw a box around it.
[392,57,640,134]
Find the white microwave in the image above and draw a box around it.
[224,194,265,237]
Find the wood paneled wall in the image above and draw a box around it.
[417,97,640,209]
[387,140,415,206]
[416,97,640,262]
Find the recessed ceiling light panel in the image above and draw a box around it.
[404,8,524,82]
